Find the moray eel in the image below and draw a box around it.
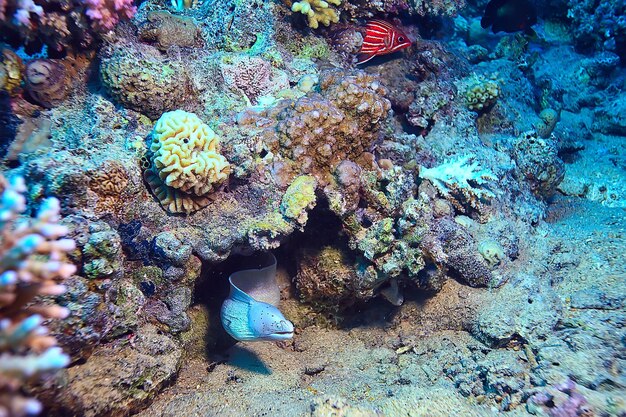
[221,252,294,342]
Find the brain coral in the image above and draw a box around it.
[144,110,230,213]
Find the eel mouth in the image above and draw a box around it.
[270,330,294,340]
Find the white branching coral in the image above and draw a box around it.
[419,155,496,211]
[0,175,76,417]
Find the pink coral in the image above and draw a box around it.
[83,0,136,31]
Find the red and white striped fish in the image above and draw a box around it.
[357,20,412,65]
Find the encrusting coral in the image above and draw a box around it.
[144,110,231,214]
[0,174,75,417]
[291,0,341,29]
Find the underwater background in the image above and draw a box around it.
[0,0,625,415]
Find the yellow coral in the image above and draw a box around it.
[464,75,500,112]
[291,0,341,29]
[145,110,230,214]
[0,48,24,96]
[280,175,317,226]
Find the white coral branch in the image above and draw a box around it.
[419,154,496,200]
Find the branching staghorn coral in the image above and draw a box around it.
[0,175,76,417]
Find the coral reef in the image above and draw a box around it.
[0,0,135,52]
[0,175,75,417]
[144,110,230,214]
[0,0,624,415]
[566,0,626,58]
[409,0,466,16]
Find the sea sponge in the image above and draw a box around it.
[295,245,358,310]
[100,45,191,119]
[534,108,559,139]
[291,0,341,29]
[138,11,201,51]
[24,59,68,108]
[144,110,230,214]
[477,239,505,267]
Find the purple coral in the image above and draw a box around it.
[528,379,593,417]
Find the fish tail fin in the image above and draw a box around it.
[356,53,376,65]
[525,27,538,39]
[480,15,493,29]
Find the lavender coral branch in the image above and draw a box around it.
[0,174,76,417]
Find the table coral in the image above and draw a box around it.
[291,0,341,29]
[144,110,230,214]
[0,174,75,417]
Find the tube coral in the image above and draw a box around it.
[0,174,76,417]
